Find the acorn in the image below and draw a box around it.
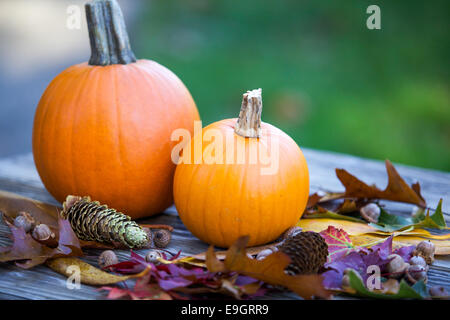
[413,241,435,265]
[409,255,427,268]
[61,195,148,249]
[153,229,171,248]
[429,286,449,299]
[386,254,409,278]
[14,211,36,233]
[98,250,119,268]
[405,264,428,284]
[145,250,163,263]
[277,231,328,275]
[143,227,153,247]
[360,203,380,223]
[32,224,54,241]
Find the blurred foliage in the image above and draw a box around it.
[131,0,449,171]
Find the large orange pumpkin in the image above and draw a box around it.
[173,89,309,247]
[32,0,199,218]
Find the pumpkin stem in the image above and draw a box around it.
[86,0,136,66]
[234,88,263,138]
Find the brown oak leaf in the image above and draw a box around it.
[0,215,83,268]
[206,236,331,299]
[305,160,426,210]
[335,160,426,207]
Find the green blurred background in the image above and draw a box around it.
[0,0,447,171]
[131,0,450,171]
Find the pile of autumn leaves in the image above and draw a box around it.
[0,160,447,300]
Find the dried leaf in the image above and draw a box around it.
[103,251,264,300]
[206,236,331,299]
[306,193,322,208]
[100,284,173,300]
[0,215,83,268]
[299,218,450,255]
[321,236,395,290]
[373,199,446,232]
[193,241,283,261]
[344,269,424,299]
[319,226,357,262]
[350,233,450,255]
[335,160,426,207]
[0,219,51,267]
[298,218,382,235]
[304,209,366,223]
[0,190,59,228]
[46,257,149,285]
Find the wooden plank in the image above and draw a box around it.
[0,151,449,300]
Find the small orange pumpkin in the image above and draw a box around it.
[173,89,309,247]
[32,0,200,218]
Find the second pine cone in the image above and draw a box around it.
[278,231,328,275]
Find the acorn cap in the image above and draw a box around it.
[153,229,171,248]
[278,231,328,275]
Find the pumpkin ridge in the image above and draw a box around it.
[270,159,280,243]
[201,163,217,245]
[128,63,166,211]
[255,161,262,244]
[111,66,128,208]
[36,68,84,161]
[88,67,103,198]
[47,68,90,197]
[276,142,288,233]
[143,62,183,157]
[138,60,185,117]
[69,67,99,199]
[188,165,205,241]
[235,159,247,245]
[181,162,200,236]
[216,160,232,246]
[141,60,197,120]
[133,62,173,150]
[133,63,176,209]
[33,71,68,175]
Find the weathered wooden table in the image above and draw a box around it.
[0,150,449,299]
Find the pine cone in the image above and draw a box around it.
[61,195,148,248]
[278,231,328,275]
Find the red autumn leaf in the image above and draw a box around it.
[103,251,264,300]
[319,226,357,263]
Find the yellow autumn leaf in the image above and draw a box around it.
[46,257,149,285]
[298,218,450,255]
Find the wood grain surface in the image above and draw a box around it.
[0,150,448,300]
